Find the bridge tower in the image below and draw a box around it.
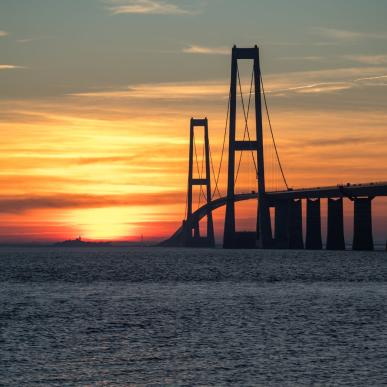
[184,118,215,247]
[223,46,272,249]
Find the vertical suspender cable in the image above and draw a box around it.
[210,89,231,198]
[261,75,289,190]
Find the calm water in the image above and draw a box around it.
[1,247,387,386]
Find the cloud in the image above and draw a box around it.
[0,192,184,214]
[344,54,387,65]
[76,156,136,165]
[182,45,229,55]
[0,30,8,37]
[17,36,53,44]
[70,81,228,99]
[313,27,387,41]
[69,66,387,102]
[265,66,387,95]
[281,56,324,62]
[301,135,387,147]
[354,74,387,82]
[0,65,25,70]
[278,82,353,94]
[106,0,193,15]
[17,38,35,43]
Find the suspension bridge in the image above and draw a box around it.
[161,45,387,250]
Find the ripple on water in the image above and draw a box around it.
[0,247,386,386]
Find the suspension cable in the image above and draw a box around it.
[235,67,253,184]
[210,88,231,198]
[184,187,188,219]
[235,66,258,186]
[193,131,206,208]
[241,70,258,175]
[209,144,222,198]
[261,75,289,190]
[187,63,289,215]
[198,135,205,207]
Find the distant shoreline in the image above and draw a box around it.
[0,243,385,251]
[0,241,155,248]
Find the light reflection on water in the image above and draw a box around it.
[1,247,386,386]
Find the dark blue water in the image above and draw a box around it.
[1,247,387,386]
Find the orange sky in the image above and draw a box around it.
[1,1,386,243]
[0,71,386,243]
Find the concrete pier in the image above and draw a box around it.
[274,199,290,248]
[193,222,200,239]
[352,197,374,251]
[326,198,345,250]
[289,199,304,249]
[234,231,257,249]
[305,198,322,250]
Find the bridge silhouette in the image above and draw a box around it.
[162,46,387,250]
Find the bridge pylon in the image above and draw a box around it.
[223,45,272,249]
[184,118,215,247]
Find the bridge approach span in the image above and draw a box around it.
[161,182,387,247]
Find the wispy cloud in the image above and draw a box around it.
[182,45,229,55]
[302,135,387,147]
[0,192,184,214]
[70,66,387,101]
[280,56,324,62]
[344,54,387,65]
[0,30,8,37]
[106,0,194,15]
[313,27,387,41]
[275,82,353,94]
[70,81,227,99]
[0,65,25,70]
[17,38,34,44]
[354,74,387,82]
[17,36,52,44]
[265,66,387,95]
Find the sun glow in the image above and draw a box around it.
[64,207,140,240]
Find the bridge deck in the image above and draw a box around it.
[160,182,387,246]
[266,181,387,201]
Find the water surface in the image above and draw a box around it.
[1,247,386,386]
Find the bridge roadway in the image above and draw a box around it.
[163,182,387,245]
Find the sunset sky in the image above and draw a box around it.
[0,0,386,243]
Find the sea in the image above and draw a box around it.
[1,247,387,386]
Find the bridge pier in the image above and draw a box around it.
[273,199,303,249]
[352,197,374,251]
[193,221,200,239]
[257,200,273,248]
[305,198,322,250]
[326,198,345,250]
[289,199,304,249]
[274,199,290,248]
[223,197,236,248]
